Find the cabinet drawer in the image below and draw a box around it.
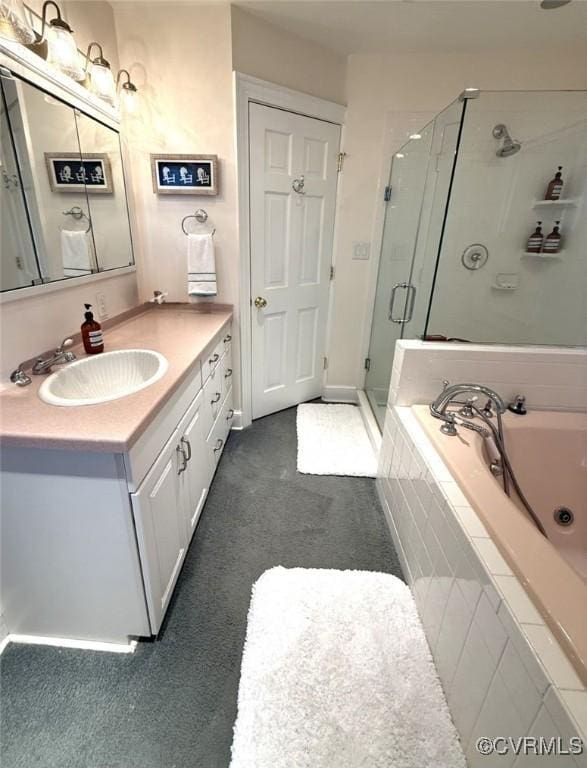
[201,338,223,383]
[206,387,233,469]
[221,344,233,389]
[203,362,224,437]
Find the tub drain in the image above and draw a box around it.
[553,507,574,527]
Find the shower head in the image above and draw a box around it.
[492,123,522,158]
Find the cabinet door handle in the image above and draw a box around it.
[226,409,234,421]
[209,353,220,364]
[180,436,192,461]
[224,368,232,379]
[224,334,232,343]
[213,438,224,453]
[211,392,221,405]
[176,444,188,474]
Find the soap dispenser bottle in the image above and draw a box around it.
[526,221,544,253]
[81,303,104,354]
[545,166,564,200]
[543,221,562,254]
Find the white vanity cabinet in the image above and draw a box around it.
[0,320,233,644]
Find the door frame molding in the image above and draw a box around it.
[234,72,346,428]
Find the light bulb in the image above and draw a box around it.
[46,22,84,81]
[0,0,35,44]
[120,83,138,114]
[90,60,116,106]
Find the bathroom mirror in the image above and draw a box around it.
[0,68,134,294]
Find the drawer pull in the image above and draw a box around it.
[226,409,234,421]
[180,436,192,461]
[211,392,221,405]
[176,444,188,474]
[213,438,224,454]
[224,334,232,343]
[209,353,220,364]
[224,368,233,379]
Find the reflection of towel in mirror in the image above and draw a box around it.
[187,233,217,297]
[61,229,92,277]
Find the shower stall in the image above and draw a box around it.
[364,89,587,431]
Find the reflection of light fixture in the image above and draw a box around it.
[116,69,138,113]
[85,42,116,107]
[27,1,84,81]
[0,0,35,44]
[409,133,422,140]
[395,153,405,158]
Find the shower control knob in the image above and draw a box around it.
[254,296,267,309]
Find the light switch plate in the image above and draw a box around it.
[352,241,371,261]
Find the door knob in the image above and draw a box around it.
[254,296,267,309]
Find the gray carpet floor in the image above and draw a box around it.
[0,405,402,768]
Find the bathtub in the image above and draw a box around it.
[413,405,587,684]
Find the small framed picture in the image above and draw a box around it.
[150,154,218,196]
[45,153,113,194]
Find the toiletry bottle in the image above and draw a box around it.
[526,221,544,253]
[545,166,564,200]
[81,303,104,354]
[543,221,562,254]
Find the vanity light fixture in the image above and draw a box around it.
[26,1,84,81]
[116,69,138,113]
[0,0,35,44]
[85,42,116,107]
[409,133,422,140]
[395,153,405,158]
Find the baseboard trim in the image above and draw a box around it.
[321,385,358,404]
[1,634,138,655]
[230,409,244,430]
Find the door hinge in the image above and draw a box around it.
[364,357,371,371]
[329,265,335,280]
[337,152,347,173]
[384,185,392,202]
[323,356,328,370]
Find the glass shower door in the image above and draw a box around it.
[364,98,466,430]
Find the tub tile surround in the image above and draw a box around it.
[389,340,587,412]
[377,407,587,767]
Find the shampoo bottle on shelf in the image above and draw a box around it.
[545,166,564,200]
[81,303,104,354]
[526,221,544,253]
[542,221,562,254]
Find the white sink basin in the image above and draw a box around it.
[38,349,169,406]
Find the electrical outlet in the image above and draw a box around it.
[96,292,108,319]
[352,241,371,261]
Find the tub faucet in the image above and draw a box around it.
[430,382,506,431]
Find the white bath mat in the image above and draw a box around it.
[296,403,378,477]
[230,567,466,768]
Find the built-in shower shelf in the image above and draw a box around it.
[522,251,564,259]
[532,199,578,209]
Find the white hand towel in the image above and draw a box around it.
[61,229,92,277]
[187,233,217,297]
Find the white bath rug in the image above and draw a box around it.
[296,403,378,477]
[230,567,466,768]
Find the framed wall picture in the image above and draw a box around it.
[150,154,218,196]
[45,153,113,194]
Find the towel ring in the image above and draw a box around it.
[182,208,216,237]
[62,206,91,233]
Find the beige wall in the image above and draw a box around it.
[231,5,346,104]
[326,45,587,393]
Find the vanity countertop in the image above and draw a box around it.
[0,305,232,453]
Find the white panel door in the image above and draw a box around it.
[249,103,340,419]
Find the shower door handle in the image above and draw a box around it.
[389,282,417,324]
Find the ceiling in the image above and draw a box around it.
[233,0,587,56]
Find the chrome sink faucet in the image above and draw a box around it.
[10,338,77,385]
[32,338,76,375]
[430,381,506,434]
